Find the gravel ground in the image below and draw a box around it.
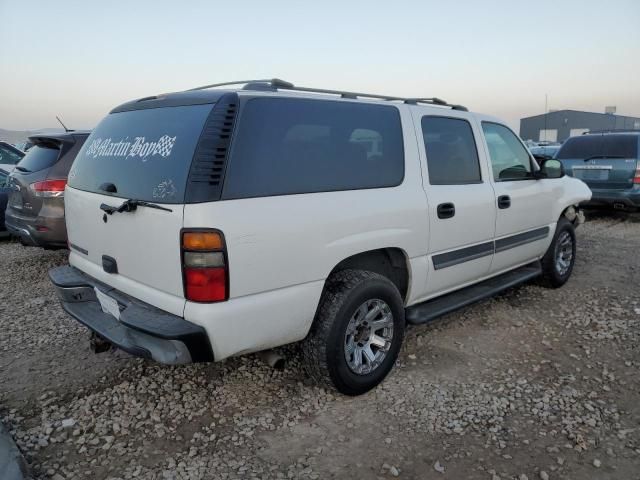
[1,212,639,480]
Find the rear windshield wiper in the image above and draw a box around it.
[583,155,625,161]
[14,166,31,173]
[100,199,173,215]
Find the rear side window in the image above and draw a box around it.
[557,135,638,159]
[16,144,60,172]
[222,98,404,199]
[421,116,481,185]
[68,104,213,203]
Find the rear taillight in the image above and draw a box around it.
[181,230,228,302]
[634,163,640,184]
[30,179,67,197]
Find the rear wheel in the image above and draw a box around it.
[302,270,405,395]
[540,217,576,288]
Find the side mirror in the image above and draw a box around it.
[532,153,552,165]
[539,159,564,179]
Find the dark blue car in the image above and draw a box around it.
[1,168,11,236]
[557,131,640,210]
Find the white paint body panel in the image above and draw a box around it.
[65,187,186,317]
[64,91,592,361]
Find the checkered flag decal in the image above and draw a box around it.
[154,135,177,157]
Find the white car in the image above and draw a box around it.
[49,79,591,395]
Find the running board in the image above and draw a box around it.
[405,261,542,325]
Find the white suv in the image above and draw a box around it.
[49,79,591,395]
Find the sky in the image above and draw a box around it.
[1,0,639,132]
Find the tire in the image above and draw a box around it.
[540,217,576,288]
[302,269,405,396]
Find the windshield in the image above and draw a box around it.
[68,104,214,204]
[557,135,638,160]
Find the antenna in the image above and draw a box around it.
[56,116,71,132]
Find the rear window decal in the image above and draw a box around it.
[84,135,177,161]
[153,179,177,199]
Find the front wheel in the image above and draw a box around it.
[302,270,405,395]
[540,217,576,288]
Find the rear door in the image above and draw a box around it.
[412,111,496,296]
[558,134,639,190]
[65,103,215,316]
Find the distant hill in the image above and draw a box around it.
[0,128,63,145]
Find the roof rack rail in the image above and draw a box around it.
[186,78,468,111]
[583,129,640,135]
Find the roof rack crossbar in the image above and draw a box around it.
[185,78,468,111]
[583,129,640,135]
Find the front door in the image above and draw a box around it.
[479,121,555,274]
[414,112,497,297]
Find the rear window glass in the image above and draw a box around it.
[222,98,404,199]
[16,144,60,172]
[68,104,213,203]
[557,135,638,159]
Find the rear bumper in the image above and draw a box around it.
[586,188,640,209]
[5,210,67,248]
[49,266,214,364]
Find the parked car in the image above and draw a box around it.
[14,140,34,152]
[49,79,591,395]
[530,144,561,161]
[0,141,25,172]
[556,131,640,210]
[0,168,11,237]
[5,131,89,248]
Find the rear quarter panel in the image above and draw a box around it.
[183,106,429,359]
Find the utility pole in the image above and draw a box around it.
[544,94,548,142]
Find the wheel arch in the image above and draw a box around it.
[561,204,580,222]
[326,247,411,304]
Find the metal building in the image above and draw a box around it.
[519,110,640,143]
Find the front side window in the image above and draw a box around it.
[421,116,481,185]
[482,122,533,181]
[222,98,404,199]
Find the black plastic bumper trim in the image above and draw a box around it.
[432,241,494,270]
[432,227,551,270]
[49,265,214,363]
[495,226,550,253]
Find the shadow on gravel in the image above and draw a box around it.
[583,207,640,223]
